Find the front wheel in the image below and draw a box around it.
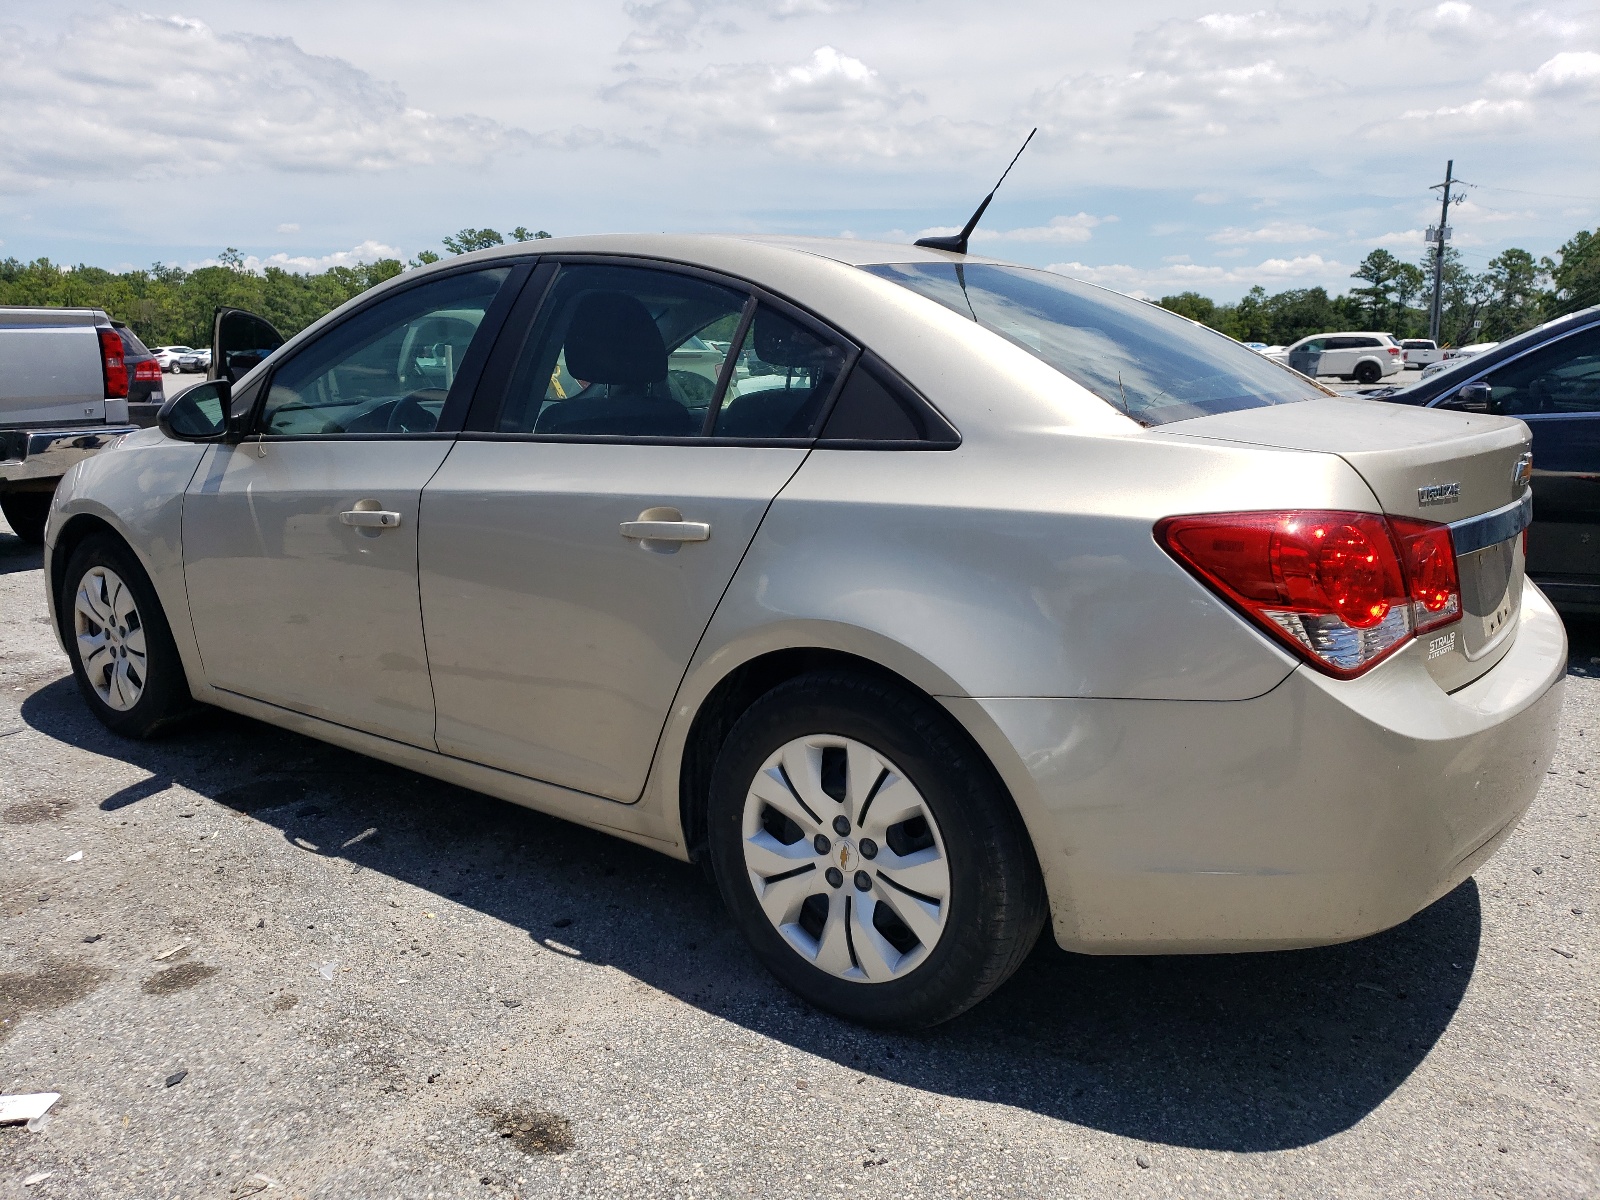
[1354,361,1382,384]
[62,533,194,738]
[707,671,1046,1028]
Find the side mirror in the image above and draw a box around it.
[1454,382,1493,412]
[157,379,235,442]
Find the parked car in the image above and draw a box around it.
[1400,338,1443,368]
[0,306,141,542]
[177,348,212,373]
[1421,342,1499,381]
[153,346,195,373]
[1274,332,1404,383]
[1241,341,1269,352]
[111,323,167,427]
[46,235,1563,1028]
[1364,305,1600,612]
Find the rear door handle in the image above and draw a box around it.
[340,508,403,529]
[620,520,710,542]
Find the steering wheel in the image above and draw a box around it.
[386,393,436,434]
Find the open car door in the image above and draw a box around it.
[210,307,286,385]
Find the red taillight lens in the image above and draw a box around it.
[1387,346,1401,355]
[1390,517,1461,633]
[1156,510,1462,678]
[98,328,129,398]
[132,358,162,382]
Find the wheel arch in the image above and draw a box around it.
[48,511,125,650]
[669,638,1047,901]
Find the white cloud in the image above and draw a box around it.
[1207,221,1331,245]
[916,213,1116,244]
[189,239,405,273]
[0,10,535,192]
[276,223,301,234]
[604,45,989,158]
[1379,49,1600,135]
[1046,253,1351,299]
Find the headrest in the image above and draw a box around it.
[564,292,667,385]
[753,309,830,368]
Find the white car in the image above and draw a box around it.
[1280,332,1404,384]
[1399,339,1443,369]
[152,346,194,373]
[1421,342,1499,381]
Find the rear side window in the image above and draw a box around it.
[711,305,849,438]
[498,264,747,437]
[115,327,150,356]
[863,262,1318,425]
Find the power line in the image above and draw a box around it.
[1465,183,1600,203]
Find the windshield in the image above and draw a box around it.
[862,262,1321,425]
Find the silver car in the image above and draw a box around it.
[42,235,1565,1028]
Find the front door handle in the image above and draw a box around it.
[340,508,403,529]
[620,519,710,542]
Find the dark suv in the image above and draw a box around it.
[1367,305,1600,612]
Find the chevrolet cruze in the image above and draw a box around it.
[44,234,1566,1027]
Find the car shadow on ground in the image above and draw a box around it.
[0,529,44,576]
[20,675,1496,1153]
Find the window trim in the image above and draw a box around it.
[242,257,538,441]
[1428,316,1600,419]
[463,253,866,444]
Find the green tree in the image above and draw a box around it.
[442,228,505,254]
[1350,249,1405,329]
[1544,228,1600,318]
[1158,291,1217,324]
[1478,248,1545,342]
[510,227,553,242]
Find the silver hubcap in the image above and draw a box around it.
[741,735,951,983]
[74,566,146,711]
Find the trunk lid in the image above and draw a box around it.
[1159,397,1533,689]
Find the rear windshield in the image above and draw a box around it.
[862,262,1319,425]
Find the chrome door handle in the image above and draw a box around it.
[620,520,710,542]
[340,509,402,529]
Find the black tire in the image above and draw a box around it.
[1354,361,1382,385]
[1,491,51,544]
[61,533,194,738]
[707,670,1046,1028]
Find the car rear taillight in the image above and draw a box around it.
[1387,346,1401,355]
[1155,510,1463,677]
[97,327,129,398]
[132,358,162,382]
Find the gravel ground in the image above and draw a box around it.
[0,512,1595,1199]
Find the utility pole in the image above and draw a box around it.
[1427,160,1456,343]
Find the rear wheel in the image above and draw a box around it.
[1354,360,1382,385]
[62,533,194,738]
[0,491,51,544]
[707,670,1046,1028]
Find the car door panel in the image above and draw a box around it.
[184,440,451,747]
[1525,414,1600,586]
[419,441,807,799]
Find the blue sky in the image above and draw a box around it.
[1,0,1596,300]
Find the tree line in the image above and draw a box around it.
[0,226,550,349]
[1158,226,1599,347]
[4,221,1595,354]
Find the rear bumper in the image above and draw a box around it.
[0,425,138,485]
[974,578,1567,953]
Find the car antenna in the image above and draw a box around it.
[914,128,1036,256]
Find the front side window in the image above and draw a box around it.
[260,268,509,435]
[498,264,748,437]
[863,263,1319,425]
[1472,325,1600,416]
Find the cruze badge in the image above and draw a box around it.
[1417,482,1461,507]
[1513,452,1533,488]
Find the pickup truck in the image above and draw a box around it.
[1,306,145,543]
[1398,338,1443,368]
